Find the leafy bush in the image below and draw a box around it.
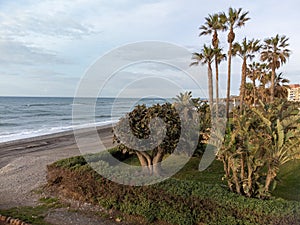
[113,92,212,176]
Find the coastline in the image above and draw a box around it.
[0,123,115,209]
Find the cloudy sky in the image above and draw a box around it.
[0,0,299,98]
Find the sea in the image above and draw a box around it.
[0,96,168,143]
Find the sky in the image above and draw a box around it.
[0,0,299,98]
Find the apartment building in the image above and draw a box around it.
[288,84,300,102]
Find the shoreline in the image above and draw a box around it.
[0,123,115,209]
[0,120,117,145]
[0,123,115,147]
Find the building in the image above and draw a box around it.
[287,84,300,102]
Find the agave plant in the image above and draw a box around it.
[218,100,300,198]
[252,101,300,193]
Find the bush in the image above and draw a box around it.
[47,156,300,225]
[218,101,300,198]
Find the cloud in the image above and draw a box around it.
[0,0,299,97]
[0,0,97,66]
[0,1,95,40]
[0,39,69,65]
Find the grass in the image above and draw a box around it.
[273,159,300,201]
[122,154,224,184]
[0,197,62,225]
[176,157,300,202]
[172,157,225,185]
[39,197,62,206]
[174,157,300,202]
[123,153,300,201]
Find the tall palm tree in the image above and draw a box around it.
[213,47,226,115]
[232,38,261,110]
[219,8,250,118]
[191,45,214,112]
[260,35,290,102]
[199,13,226,115]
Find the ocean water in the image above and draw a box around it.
[0,97,168,143]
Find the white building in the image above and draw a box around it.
[288,84,300,102]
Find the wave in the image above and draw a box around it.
[33,113,65,117]
[0,120,118,143]
[95,115,111,118]
[23,103,70,107]
[17,112,67,118]
[0,97,162,143]
[0,122,19,127]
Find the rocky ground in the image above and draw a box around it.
[0,125,128,225]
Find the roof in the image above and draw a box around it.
[289,84,300,88]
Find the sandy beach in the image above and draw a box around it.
[0,124,115,209]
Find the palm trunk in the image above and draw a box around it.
[265,164,276,193]
[252,79,257,106]
[208,63,214,113]
[222,157,233,192]
[247,161,253,197]
[231,161,241,194]
[270,64,276,103]
[240,153,245,188]
[239,57,247,111]
[226,42,233,118]
[215,56,219,116]
[259,83,266,103]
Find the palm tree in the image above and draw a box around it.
[244,82,255,105]
[173,91,193,105]
[173,91,201,108]
[246,62,263,106]
[232,38,260,110]
[260,35,290,102]
[274,72,290,99]
[199,13,226,49]
[257,64,271,103]
[199,14,226,115]
[219,8,250,118]
[191,45,214,112]
[213,47,226,115]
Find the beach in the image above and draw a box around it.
[0,124,115,209]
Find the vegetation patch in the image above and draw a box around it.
[0,197,67,225]
[47,155,300,225]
